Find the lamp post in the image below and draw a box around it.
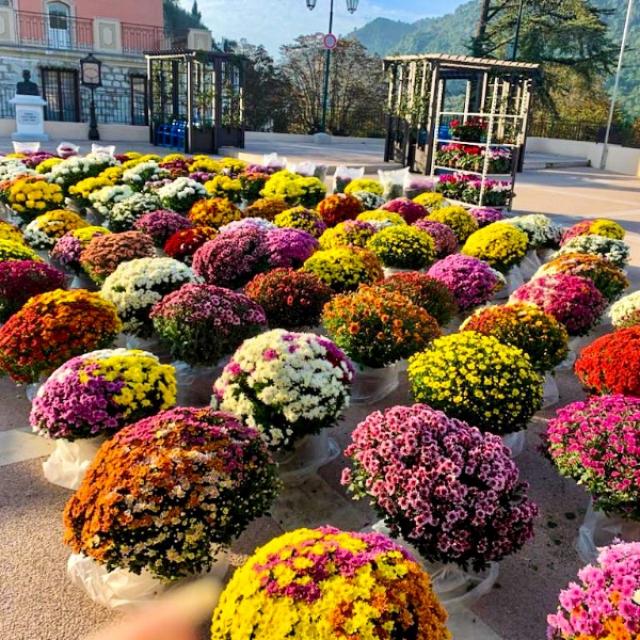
[80,53,102,141]
[511,0,526,60]
[306,0,359,133]
[600,0,635,170]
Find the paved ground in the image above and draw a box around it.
[0,150,639,639]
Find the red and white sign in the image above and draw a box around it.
[323,33,338,50]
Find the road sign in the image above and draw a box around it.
[323,33,338,50]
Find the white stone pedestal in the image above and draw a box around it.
[10,94,49,142]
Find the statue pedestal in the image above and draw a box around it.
[10,94,49,142]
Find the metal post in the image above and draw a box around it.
[320,0,334,132]
[88,87,99,140]
[512,0,526,61]
[600,0,634,170]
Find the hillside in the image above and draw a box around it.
[351,0,639,118]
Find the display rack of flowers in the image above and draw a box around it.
[187,197,242,229]
[192,226,270,289]
[323,286,440,402]
[203,174,243,203]
[547,541,640,639]
[156,177,207,213]
[7,177,64,223]
[374,271,459,326]
[356,209,406,231]
[106,192,161,232]
[48,153,115,192]
[261,170,326,207]
[151,283,266,405]
[0,289,121,384]
[272,208,325,239]
[427,204,479,243]
[413,219,458,258]
[553,234,630,269]
[244,197,289,220]
[546,396,640,563]
[380,197,427,224]
[367,225,436,274]
[122,161,169,190]
[23,209,88,251]
[461,302,568,409]
[468,206,504,228]
[408,331,543,435]
[302,247,384,293]
[88,184,134,218]
[67,176,112,210]
[245,268,333,331]
[132,210,192,247]
[510,273,606,337]
[561,218,625,245]
[0,237,42,263]
[210,526,450,640]
[344,177,384,196]
[610,291,640,329]
[534,252,629,303]
[427,254,504,312]
[449,116,487,142]
[316,193,363,227]
[63,407,279,608]
[213,330,353,477]
[575,327,640,397]
[0,260,66,322]
[80,231,156,284]
[101,257,196,339]
[31,348,176,489]
[264,227,318,268]
[343,404,537,604]
[319,219,376,249]
[351,190,386,211]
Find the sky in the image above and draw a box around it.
[190,0,468,54]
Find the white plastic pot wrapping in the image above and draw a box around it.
[351,362,400,404]
[67,552,230,609]
[556,334,593,371]
[174,359,228,407]
[42,436,105,490]
[501,431,526,458]
[382,266,414,278]
[274,430,340,484]
[519,249,542,281]
[576,498,640,565]
[371,520,499,609]
[542,372,560,409]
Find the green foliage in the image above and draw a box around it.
[163,0,205,33]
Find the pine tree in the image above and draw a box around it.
[191,1,202,23]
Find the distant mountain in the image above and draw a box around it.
[351,0,639,119]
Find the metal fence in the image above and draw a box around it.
[530,117,640,149]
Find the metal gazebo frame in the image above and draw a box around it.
[384,54,540,208]
[145,49,245,154]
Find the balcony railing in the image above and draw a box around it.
[8,10,171,55]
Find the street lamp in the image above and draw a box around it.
[306,0,359,133]
[80,53,102,141]
[600,0,635,170]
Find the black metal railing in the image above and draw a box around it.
[530,116,640,149]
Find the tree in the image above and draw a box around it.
[163,0,205,32]
[279,36,387,136]
[191,1,202,23]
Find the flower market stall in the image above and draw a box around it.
[145,49,245,154]
[383,54,540,210]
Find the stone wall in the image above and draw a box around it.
[0,47,146,125]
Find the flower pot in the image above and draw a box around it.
[35,248,50,262]
[536,247,556,263]
[42,436,106,490]
[67,551,229,609]
[556,334,592,371]
[69,272,96,291]
[501,430,525,458]
[85,207,104,226]
[519,249,541,281]
[576,498,640,565]
[542,372,560,409]
[174,358,229,407]
[492,265,524,300]
[371,520,499,609]
[274,430,340,484]
[383,266,414,278]
[351,362,400,404]
[25,380,43,401]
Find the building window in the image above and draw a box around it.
[130,75,148,126]
[47,2,71,48]
[41,68,80,122]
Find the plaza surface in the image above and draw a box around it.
[0,155,639,640]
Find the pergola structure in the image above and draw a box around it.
[383,54,540,207]
[145,49,244,154]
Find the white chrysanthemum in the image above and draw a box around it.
[503,214,563,249]
[610,291,640,329]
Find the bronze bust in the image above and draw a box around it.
[16,70,40,96]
